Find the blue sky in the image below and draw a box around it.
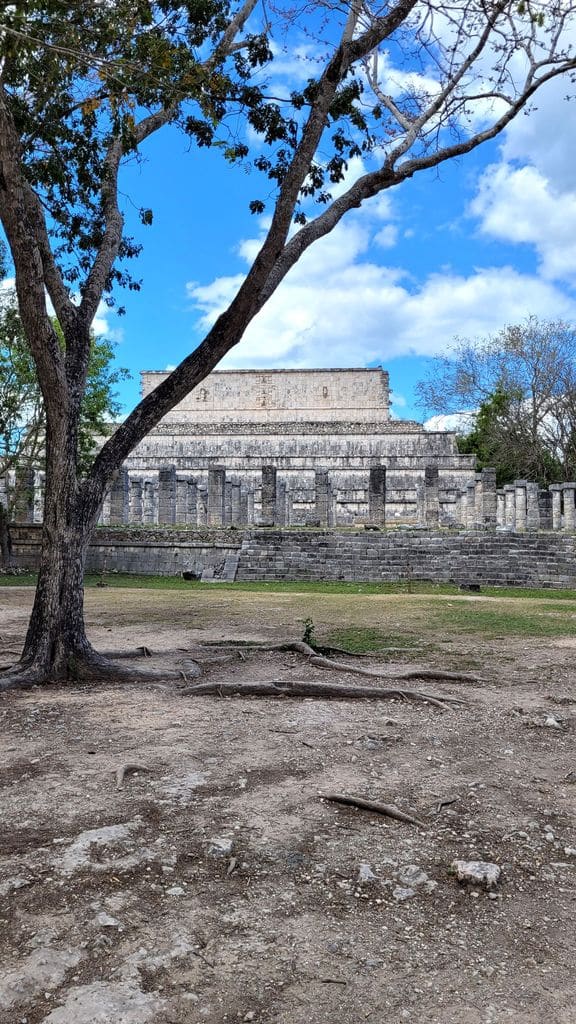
[5,16,576,425]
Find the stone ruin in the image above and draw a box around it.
[3,367,576,533]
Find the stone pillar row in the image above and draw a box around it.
[4,463,576,532]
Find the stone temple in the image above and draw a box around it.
[107,366,479,527]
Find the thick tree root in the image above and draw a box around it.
[0,651,203,692]
[178,678,458,710]
[189,640,481,685]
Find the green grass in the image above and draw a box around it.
[4,571,576,603]
[428,600,576,637]
[322,626,421,653]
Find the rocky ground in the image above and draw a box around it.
[1,585,575,1024]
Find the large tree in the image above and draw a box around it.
[417,317,576,485]
[1,0,576,689]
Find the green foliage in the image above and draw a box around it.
[301,616,316,647]
[0,299,129,483]
[418,317,576,486]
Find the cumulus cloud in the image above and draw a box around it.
[470,163,576,283]
[187,213,576,369]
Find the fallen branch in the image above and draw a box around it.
[321,792,425,828]
[178,678,458,710]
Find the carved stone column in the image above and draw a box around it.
[207,466,226,527]
[261,465,277,526]
[550,484,562,530]
[514,480,527,531]
[158,466,176,525]
[562,482,576,531]
[368,465,386,525]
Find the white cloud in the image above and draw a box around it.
[470,163,576,283]
[186,215,576,369]
[424,412,476,433]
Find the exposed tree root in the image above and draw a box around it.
[321,792,425,827]
[188,640,481,685]
[0,651,203,692]
[178,678,458,710]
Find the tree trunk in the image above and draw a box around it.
[20,510,94,679]
[0,502,12,567]
[10,390,106,683]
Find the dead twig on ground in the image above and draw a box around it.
[321,792,425,828]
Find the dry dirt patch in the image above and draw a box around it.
[1,586,575,1023]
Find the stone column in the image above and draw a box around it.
[246,490,255,525]
[186,481,197,525]
[415,480,425,525]
[525,481,540,531]
[158,466,176,525]
[109,469,129,525]
[550,484,562,530]
[0,475,9,516]
[465,482,476,529]
[143,480,157,524]
[239,488,248,526]
[175,478,188,525]
[197,486,208,526]
[207,466,226,527]
[368,465,386,525]
[327,483,337,528]
[224,481,233,526]
[562,482,576,531]
[457,485,467,527]
[33,471,45,524]
[284,490,293,527]
[99,489,111,525]
[504,485,515,530]
[481,468,497,527]
[261,465,277,526]
[230,483,240,526]
[496,490,506,529]
[424,466,440,527]
[13,468,35,523]
[315,469,330,527]
[276,481,287,527]
[129,477,143,524]
[514,480,527,531]
[538,489,553,531]
[474,473,483,526]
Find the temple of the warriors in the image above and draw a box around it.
[5,365,576,537]
[104,367,479,527]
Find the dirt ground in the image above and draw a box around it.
[1,585,575,1024]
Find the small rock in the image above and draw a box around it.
[244,1013,256,1022]
[544,714,563,729]
[0,877,32,897]
[392,886,416,901]
[451,860,501,890]
[95,912,120,928]
[206,836,234,858]
[358,863,378,883]
[564,847,576,857]
[166,886,185,896]
[397,864,429,888]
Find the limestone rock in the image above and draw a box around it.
[451,859,501,889]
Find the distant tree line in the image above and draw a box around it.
[417,318,576,488]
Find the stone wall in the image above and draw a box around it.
[141,367,391,423]
[10,524,576,589]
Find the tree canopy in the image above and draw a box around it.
[417,317,576,486]
[2,0,576,686]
